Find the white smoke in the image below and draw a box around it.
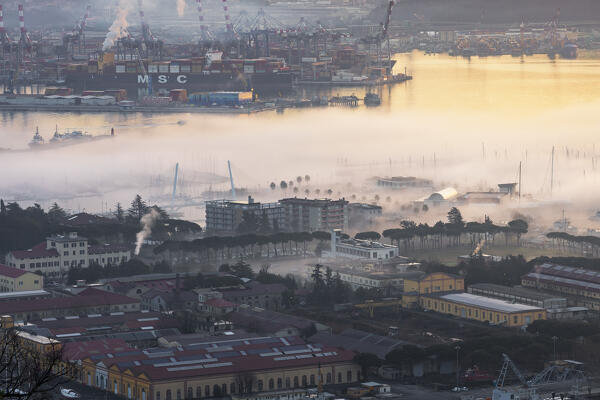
[135,209,160,255]
[103,7,129,51]
[177,0,186,17]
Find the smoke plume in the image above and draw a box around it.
[135,209,160,255]
[103,7,129,51]
[177,0,186,17]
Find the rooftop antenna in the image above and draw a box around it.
[228,160,236,200]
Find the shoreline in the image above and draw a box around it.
[0,103,277,114]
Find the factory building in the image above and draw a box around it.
[401,272,464,308]
[5,233,131,277]
[468,283,567,309]
[306,264,424,292]
[279,198,348,232]
[374,176,433,190]
[205,196,286,234]
[323,230,399,260]
[420,292,546,327]
[0,264,43,293]
[521,263,600,311]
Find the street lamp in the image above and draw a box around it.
[552,336,558,361]
[455,345,461,390]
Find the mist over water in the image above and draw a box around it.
[2,52,600,227]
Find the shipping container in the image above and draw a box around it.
[158,63,169,73]
[115,64,126,73]
[169,64,180,74]
[148,64,159,73]
[170,89,188,102]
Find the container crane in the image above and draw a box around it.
[63,5,91,59]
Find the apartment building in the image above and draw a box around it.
[205,196,286,234]
[0,264,43,292]
[279,198,348,232]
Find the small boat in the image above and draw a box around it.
[60,388,80,398]
[364,93,381,106]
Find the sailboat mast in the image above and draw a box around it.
[550,146,555,195]
[518,161,522,204]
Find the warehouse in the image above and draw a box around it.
[521,263,600,311]
[420,292,546,327]
[468,283,567,309]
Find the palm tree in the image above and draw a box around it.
[296,176,303,184]
[304,175,310,183]
[270,182,276,190]
[280,181,288,190]
[304,189,310,196]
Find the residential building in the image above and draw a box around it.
[141,290,198,312]
[323,230,399,260]
[220,282,287,310]
[62,334,360,400]
[419,292,546,327]
[5,232,131,277]
[0,263,43,292]
[205,196,286,234]
[348,203,382,229]
[279,198,348,232]
[0,287,140,321]
[522,263,600,311]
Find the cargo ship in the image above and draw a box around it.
[28,126,114,150]
[64,52,294,99]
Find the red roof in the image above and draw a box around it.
[0,290,139,315]
[206,298,235,308]
[9,242,58,260]
[0,263,29,278]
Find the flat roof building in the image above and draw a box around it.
[205,196,286,234]
[279,198,348,232]
[323,230,399,260]
[0,264,43,293]
[420,292,546,327]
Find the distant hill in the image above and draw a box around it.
[374,0,600,25]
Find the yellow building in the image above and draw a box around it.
[0,264,43,292]
[403,272,464,295]
[420,292,546,327]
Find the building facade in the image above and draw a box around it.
[420,292,546,327]
[205,196,286,234]
[468,283,567,309]
[348,203,382,229]
[279,198,348,232]
[5,233,131,277]
[403,272,464,295]
[0,264,43,292]
[323,230,399,260]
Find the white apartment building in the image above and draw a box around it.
[5,232,131,278]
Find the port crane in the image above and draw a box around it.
[62,5,91,60]
[362,0,395,74]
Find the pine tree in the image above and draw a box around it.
[114,203,124,223]
[447,207,464,226]
[0,199,6,216]
[47,202,67,224]
[128,194,149,221]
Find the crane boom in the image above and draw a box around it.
[381,0,394,41]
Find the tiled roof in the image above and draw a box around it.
[0,290,138,315]
[206,298,235,308]
[9,242,59,260]
[0,263,29,278]
[88,244,131,255]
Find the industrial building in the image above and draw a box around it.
[5,232,131,277]
[0,263,43,292]
[522,263,600,311]
[63,335,360,400]
[323,230,399,260]
[279,198,348,232]
[307,264,424,292]
[205,196,286,234]
[419,292,546,327]
[374,176,433,190]
[468,283,567,309]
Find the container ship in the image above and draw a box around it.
[64,52,294,99]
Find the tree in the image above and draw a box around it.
[304,175,310,183]
[355,231,381,241]
[280,181,288,190]
[150,205,169,220]
[47,202,67,224]
[0,199,6,216]
[0,327,67,398]
[447,207,464,226]
[114,202,124,223]
[296,176,303,184]
[270,182,276,190]
[353,353,382,379]
[128,194,149,221]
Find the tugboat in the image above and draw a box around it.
[364,93,381,106]
[29,127,45,147]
